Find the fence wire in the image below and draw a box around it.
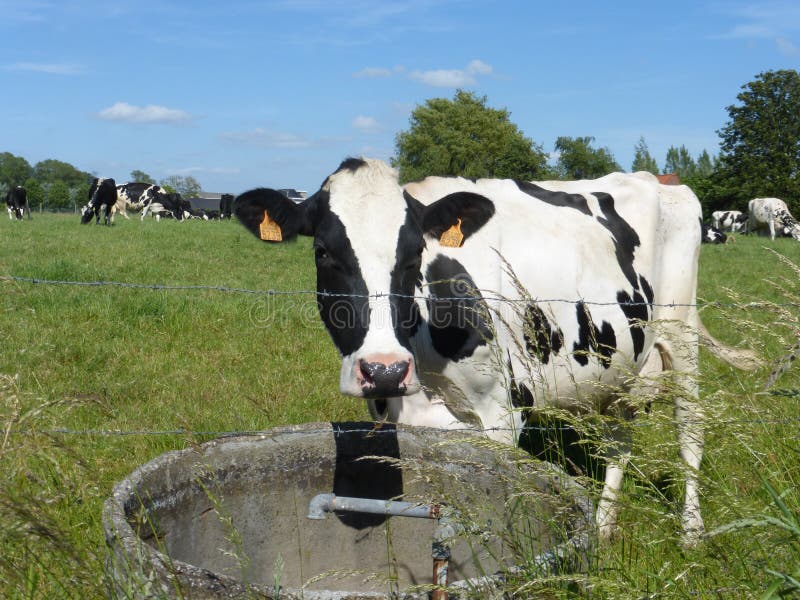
[5,415,800,438]
[2,273,798,437]
[0,274,794,308]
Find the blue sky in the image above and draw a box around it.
[1,1,799,195]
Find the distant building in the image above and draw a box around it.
[656,173,681,185]
[185,191,234,211]
[277,188,308,203]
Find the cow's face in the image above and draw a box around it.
[235,158,493,399]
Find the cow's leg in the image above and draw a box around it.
[597,410,633,542]
[656,332,704,544]
[7,207,12,220]
[675,391,703,542]
[769,217,776,240]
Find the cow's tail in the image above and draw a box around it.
[696,317,762,371]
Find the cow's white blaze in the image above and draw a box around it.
[325,160,420,396]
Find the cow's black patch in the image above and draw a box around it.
[312,193,370,357]
[515,181,592,216]
[594,192,640,288]
[572,301,616,368]
[507,355,534,422]
[617,289,648,360]
[639,274,654,306]
[523,304,564,364]
[390,207,425,350]
[425,255,493,361]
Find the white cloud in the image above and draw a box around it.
[712,3,800,54]
[220,128,312,148]
[96,102,191,124]
[167,166,241,176]
[409,59,493,88]
[352,115,381,133]
[466,59,492,76]
[354,67,393,78]
[6,62,85,75]
[410,68,475,87]
[776,36,800,55]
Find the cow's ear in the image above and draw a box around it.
[234,188,310,242]
[421,191,495,248]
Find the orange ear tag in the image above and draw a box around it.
[259,210,283,241]
[439,218,464,248]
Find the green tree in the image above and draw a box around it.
[23,178,44,210]
[0,152,33,187]
[714,69,800,211]
[695,150,716,178]
[72,182,91,211]
[631,136,659,174]
[47,180,71,210]
[553,136,621,180]
[130,170,156,184]
[664,145,696,179]
[33,159,91,188]
[159,175,201,198]
[392,90,549,182]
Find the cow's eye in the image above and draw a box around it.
[314,245,329,261]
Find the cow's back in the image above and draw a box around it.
[405,172,701,412]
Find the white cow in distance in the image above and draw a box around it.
[748,198,800,240]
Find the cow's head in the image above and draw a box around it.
[235,157,494,399]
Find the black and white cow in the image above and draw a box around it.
[140,187,190,221]
[220,193,234,219]
[748,197,800,240]
[235,158,756,543]
[5,186,30,220]
[701,223,727,244]
[110,182,155,221]
[81,178,117,225]
[711,210,747,233]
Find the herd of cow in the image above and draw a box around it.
[2,162,781,545]
[3,179,235,224]
[702,197,800,243]
[79,178,235,224]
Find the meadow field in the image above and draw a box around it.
[1,213,798,598]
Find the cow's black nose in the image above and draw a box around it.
[359,359,410,396]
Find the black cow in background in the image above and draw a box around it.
[701,223,727,244]
[6,186,30,220]
[81,178,117,225]
[220,193,234,219]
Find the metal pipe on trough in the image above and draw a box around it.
[307,493,458,599]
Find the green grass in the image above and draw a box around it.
[1,214,799,598]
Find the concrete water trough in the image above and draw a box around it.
[104,422,593,599]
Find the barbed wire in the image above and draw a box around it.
[5,415,800,438]
[0,274,792,309]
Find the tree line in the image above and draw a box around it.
[393,69,800,217]
[3,70,797,217]
[0,155,202,211]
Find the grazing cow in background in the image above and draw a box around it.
[748,197,800,240]
[140,187,190,221]
[6,186,30,220]
[220,193,234,219]
[711,210,747,233]
[81,178,117,225]
[701,223,727,244]
[110,182,155,221]
[235,157,757,543]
